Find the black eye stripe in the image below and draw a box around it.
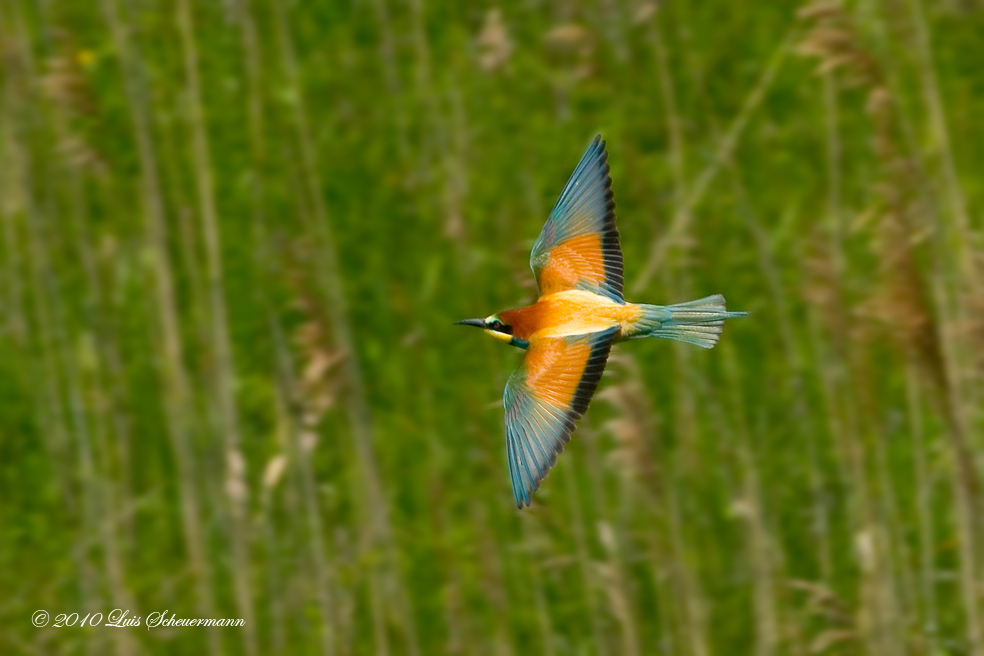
[489,320,513,335]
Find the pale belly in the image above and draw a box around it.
[532,290,642,340]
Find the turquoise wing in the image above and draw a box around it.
[503,325,619,508]
[530,136,624,302]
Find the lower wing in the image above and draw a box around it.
[503,325,619,507]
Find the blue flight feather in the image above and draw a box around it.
[529,136,624,302]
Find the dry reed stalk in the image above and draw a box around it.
[271,314,337,656]
[19,134,108,656]
[48,263,115,656]
[647,7,685,205]
[288,292,345,433]
[798,57,859,628]
[665,470,709,656]
[799,3,940,373]
[632,28,796,294]
[287,233,379,656]
[169,166,208,342]
[174,2,257,653]
[596,520,641,656]
[597,353,681,652]
[598,354,659,491]
[561,463,607,655]
[233,6,287,648]
[799,2,979,651]
[600,363,655,656]
[816,59,845,592]
[233,7,287,647]
[87,383,139,656]
[234,0,338,649]
[98,1,221,652]
[439,63,470,257]
[787,578,858,652]
[929,272,983,654]
[0,17,26,342]
[600,0,629,62]
[725,200,843,632]
[3,13,112,650]
[366,0,408,161]
[234,0,263,170]
[429,472,474,656]
[801,176,891,654]
[542,21,596,120]
[906,362,939,652]
[905,0,978,292]
[35,34,106,177]
[582,375,644,656]
[642,513,680,656]
[0,177,26,339]
[722,346,779,656]
[726,163,838,599]
[807,226,913,655]
[40,38,137,549]
[261,449,289,652]
[473,503,515,656]
[406,0,439,186]
[270,3,420,652]
[644,19,750,648]
[477,9,513,72]
[38,30,142,656]
[822,67,843,271]
[519,517,557,656]
[871,419,917,628]
[896,3,984,645]
[662,289,711,656]
[37,280,104,655]
[0,1,78,517]
[646,16,719,635]
[440,570,467,655]
[573,380,641,655]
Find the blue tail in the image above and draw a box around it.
[631,294,747,349]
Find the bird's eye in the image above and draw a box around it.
[488,319,512,335]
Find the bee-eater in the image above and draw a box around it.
[456,136,747,508]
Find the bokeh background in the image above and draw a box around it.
[2,0,984,654]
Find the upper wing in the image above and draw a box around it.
[503,325,619,507]
[530,136,624,302]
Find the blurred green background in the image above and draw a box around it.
[2,0,984,654]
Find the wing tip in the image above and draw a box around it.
[513,456,559,509]
[533,133,624,300]
[507,328,617,508]
[511,429,570,509]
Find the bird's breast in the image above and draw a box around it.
[500,290,643,341]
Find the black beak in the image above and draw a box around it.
[454,318,486,329]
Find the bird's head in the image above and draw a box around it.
[454,315,529,349]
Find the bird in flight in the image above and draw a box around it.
[456,136,746,508]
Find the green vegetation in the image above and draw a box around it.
[2,0,983,653]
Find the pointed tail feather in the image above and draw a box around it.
[632,294,747,349]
